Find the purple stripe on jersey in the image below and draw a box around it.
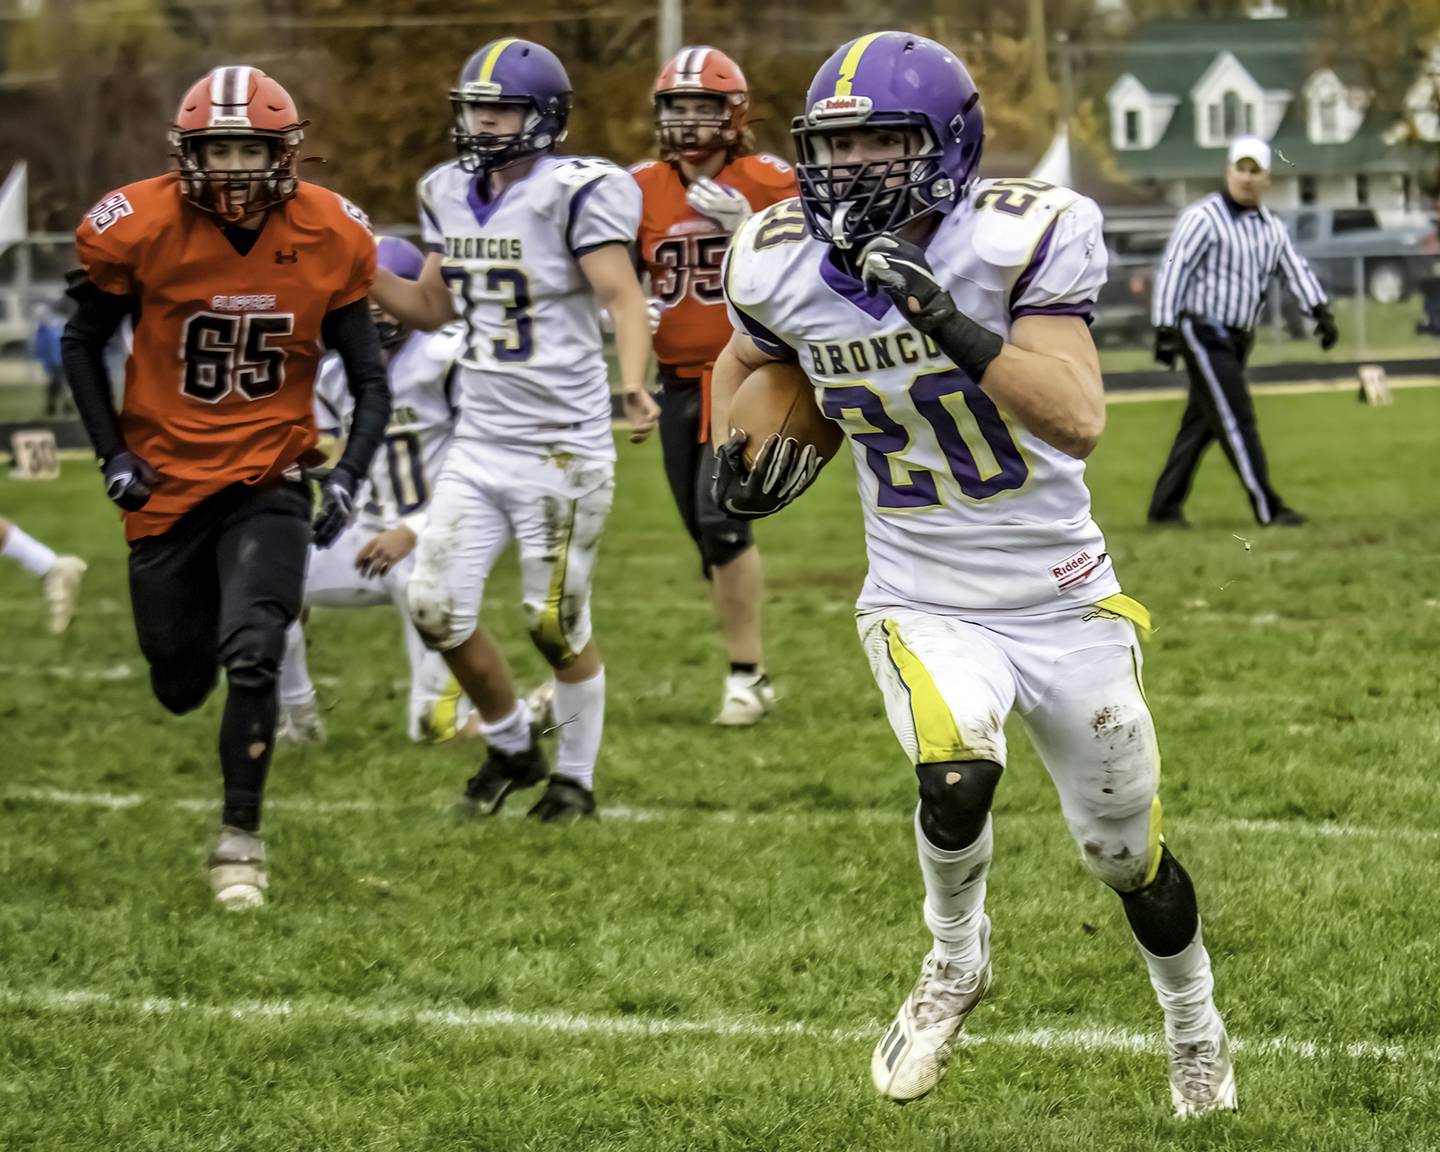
[421,198,443,238]
[734,306,792,358]
[565,178,603,255]
[1011,301,1094,322]
[1007,215,1061,313]
[820,252,893,320]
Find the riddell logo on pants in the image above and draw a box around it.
[1052,549,1097,590]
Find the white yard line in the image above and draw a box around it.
[1104,375,1440,405]
[7,786,1438,846]
[0,984,1412,1064]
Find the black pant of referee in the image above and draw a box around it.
[1148,316,1303,528]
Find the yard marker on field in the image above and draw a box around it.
[0,985,1419,1066]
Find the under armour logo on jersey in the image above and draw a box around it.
[274,249,299,264]
[86,192,134,233]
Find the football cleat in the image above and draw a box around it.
[526,775,597,824]
[525,679,557,733]
[871,918,992,1101]
[42,555,87,635]
[456,739,548,818]
[277,697,326,744]
[208,824,268,911]
[1168,1016,1238,1118]
[714,671,775,727]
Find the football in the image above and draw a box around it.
[727,360,845,470]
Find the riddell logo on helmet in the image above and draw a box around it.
[810,95,872,121]
[208,114,252,128]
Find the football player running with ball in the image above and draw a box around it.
[712,32,1236,1117]
[630,47,795,725]
[61,67,389,910]
[372,39,657,823]
[278,235,473,746]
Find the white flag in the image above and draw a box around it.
[1029,128,1072,188]
[0,162,27,252]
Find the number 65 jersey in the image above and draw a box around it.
[74,173,376,541]
[724,180,1121,615]
[419,154,642,461]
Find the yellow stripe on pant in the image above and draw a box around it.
[882,620,968,762]
[536,498,578,668]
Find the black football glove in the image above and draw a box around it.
[100,450,157,512]
[857,234,1003,380]
[312,464,359,548]
[1312,305,1339,352]
[712,431,823,521]
[1154,325,1183,368]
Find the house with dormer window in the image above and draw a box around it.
[1107,15,1429,222]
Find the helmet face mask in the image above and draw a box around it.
[791,32,984,254]
[170,66,305,222]
[451,39,573,179]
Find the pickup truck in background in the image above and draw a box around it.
[1276,207,1433,303]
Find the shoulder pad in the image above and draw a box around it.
[334,192,373,233]
[552,157,620,189]
[83,189,138,236]
[628,159,660,175]
[751,153,794,176]
[969,179,1086,268]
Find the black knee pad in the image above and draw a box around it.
[151,664,216,715]
[915,759,1003,851]
[698,523,753,573]
[221,625,285,693]
[1118,846,1200,956]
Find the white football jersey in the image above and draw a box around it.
[419,154,642,461]
[725,179,1120,615]
[315,326,462,529]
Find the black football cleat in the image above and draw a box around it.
[456,740,548,818]
[1268,507,1308,527]
[526,776,597,824]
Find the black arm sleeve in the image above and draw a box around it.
[60,271,133,461]
[321,297,391,481]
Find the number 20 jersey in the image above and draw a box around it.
[74,173,376,541]
[419,154,642,461]
[724,180,1120,615]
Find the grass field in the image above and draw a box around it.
[3,388,1440,1150]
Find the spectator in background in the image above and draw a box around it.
[1147,136,1338,528]
[32,299,69,418]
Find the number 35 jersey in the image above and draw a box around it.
[724,180,1120,615]
[74,173,376,541]
[419,154,642,461]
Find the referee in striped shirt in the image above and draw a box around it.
[1147,136,1338,527]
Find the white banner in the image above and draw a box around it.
[0,162,27,253]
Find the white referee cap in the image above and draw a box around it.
[1226,135,1272,171]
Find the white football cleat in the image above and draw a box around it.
[1169,1015,1238,1118]
[208,825,268,911]
[871,919,992,1101]
[713,671,775,727]
[526,679,557,732]
[277,697,326,744]
[42,555,86,635]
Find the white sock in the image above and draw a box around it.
[278,620,317,707]
[916,807,992,970]
[478,698,533,756]
[1137,923,1219,1042]
[552,666,605,791]
[2,525,56,577]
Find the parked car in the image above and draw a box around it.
[1094,217,1172,348]
[1276,207,1433,304]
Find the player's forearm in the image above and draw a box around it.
[711,333,773,441]
[60,281,131,460]
[981,347,1105,459]
[605,283,652,396]
[323,299,392,479]
[371,266,454,332]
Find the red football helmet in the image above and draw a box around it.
[653,46,749,161]
[170,66,307,221]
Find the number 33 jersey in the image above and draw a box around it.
[724,179,1120,615]
[74,173,376,541]
[419,154,642,461]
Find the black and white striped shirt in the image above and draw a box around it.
[1152,192,1327,331]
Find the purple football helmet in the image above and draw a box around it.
[451,38,572,177]
[791,31,985,251]
[373,234,424,347]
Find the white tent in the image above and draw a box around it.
[1029,128,1072,187]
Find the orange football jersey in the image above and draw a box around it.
[631,154,795,372]
[74,173,376,541]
